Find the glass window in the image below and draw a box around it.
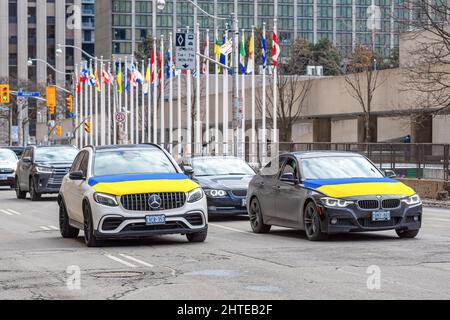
[0,149,17,162]
[93,148,177,176]
[192,158,255,177]
[34,147,78,163]
[300,156,384,180]
[281,158,298,179]
[70,151,85,172]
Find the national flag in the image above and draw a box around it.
[219,36,227,67]
[272,31,280,67]
[79,69,87,83]
[219,39,233,56]
[94,69,101,92]
[102,69,113,85]
[76,83,81,94]
[145,64,150,83]
[117,69,122,93]
[157,52,162,80]
[150,49,156,84]
[214,38,222,74]
[202,41,209,74]
[262,33,267,69]
[124,60,129,93]
[166,48,172,79]
[246,35,254,74]
[239,34,246,74]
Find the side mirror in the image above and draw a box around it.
[22,156,32,163]
[280,173,298,184]
[183,166,194,179]
[384,170,397,178]
[69,170,85,181]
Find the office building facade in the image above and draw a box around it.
[82,0,95,57]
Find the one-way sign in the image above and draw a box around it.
[175,32,196,71]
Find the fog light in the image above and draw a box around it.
[414,216,419,222]
[331,217,338,225]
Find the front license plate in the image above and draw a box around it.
[372,211,391,222]
[242,199,247,207]
[0,176,7,180]
[145,215,166,225]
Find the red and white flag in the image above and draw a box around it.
[272,32,280,67]
[150,48,156,84]
[102,69,113,84]
[202,41,209,74]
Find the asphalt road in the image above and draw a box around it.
[0,188,449,300]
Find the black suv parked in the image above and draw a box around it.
[15,145,78,200]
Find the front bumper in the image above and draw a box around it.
[319,202,422,234]
[0,173,15,186]
[33,172,67,194]
[206,196,248,215]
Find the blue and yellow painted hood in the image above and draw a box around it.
[303,178,415,199]
[88,173,199,196]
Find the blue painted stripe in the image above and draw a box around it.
[304,178,398,189]
[88,173,188,187]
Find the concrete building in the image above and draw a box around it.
[82,0,95,57]
[95,0,408,60]
[0,0,83,145]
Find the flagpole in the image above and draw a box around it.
[205,29,210,155]
[124,56,129,144]
[153,37,158,144]
[116,57,121,145]
[89,59,94,145]
[195,23,201,156]
[186,26,192,157]
[147,57,151,143]
[94,59,99,146]
[272,18,278,146]
[84,61,88,146]
[130,56,135,144]
[214,28,219,156]
[177,63,182,157]
[251,26,256,163]
[74,64,79,148]
[107,61,112,145]
[112,59,117,145]
[241,29,246,160]
[160,34,165,148]
[100,58,106,145]
[262,22,267,164]
[141,59,145,144]
[169,32,174,154]
[135,60,139,143]
[223,27,228,156]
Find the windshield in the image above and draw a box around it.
[94,148,177,176]
[300,156,383,180]
[192,158,255,176]
[0,149,17,162]
[34,147,78,163]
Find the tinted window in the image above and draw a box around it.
[192,158,255,176]
[281,158,298,179]
[300,156,383,180]
[35,147,78,163]
[71,151,85,172]
[79,152,89,177]
[93,148,177,176]
[0,149,17,162]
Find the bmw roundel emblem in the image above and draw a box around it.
[148,194,162,209]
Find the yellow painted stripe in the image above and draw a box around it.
[316,182,415,198]
[92,179,199,196]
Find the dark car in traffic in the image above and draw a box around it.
[0,148,19,189]
[15,145,78,200]
[182,156,256,215]
[247,151,422,241]
[2,146,25,158]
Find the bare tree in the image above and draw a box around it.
[345,45,384,142]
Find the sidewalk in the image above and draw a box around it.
[422,198,450,209]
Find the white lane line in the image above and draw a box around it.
[6,209,22,216]
[48,225,59,230]
[40,226,51,231]
[209,223,257,235]
[426,218,450,223]
[119,254,154,268]
[104,254,137,268]
[0,209,13,216]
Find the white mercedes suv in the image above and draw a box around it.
[58,144,208,247]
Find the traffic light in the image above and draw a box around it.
[0,84,10,104]
[66,95,73,113]
[56,125,62,137]
[84,120,91,134]
[49,105,55,115]
[46,85,56,108]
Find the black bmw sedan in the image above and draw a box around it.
[182,156,256,216]
[247,151,422,241]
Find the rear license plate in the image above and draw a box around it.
[145,215,166,225]
[242,199,247,207]
[372,211,391,221]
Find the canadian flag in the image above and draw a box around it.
[150,48,156,83]
[272,31,280,67]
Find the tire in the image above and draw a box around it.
[248,197,271,234]
[304,202,328,241]
[15,177,26,199]
[186,228,208,243]
[396,229,419,239]
[83,202,102,247]
[29,177,41,201]
[59,201,79,239]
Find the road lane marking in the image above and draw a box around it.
[0,209,13,216]
[6,209,22,215]
[104,254,137,268]
[40,226,51,231]
[426,218,450,223]
[48,225,59,230]
[209,223,257,235]
[119,254,154,267]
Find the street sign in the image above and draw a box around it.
[115,112,126,123]
[175,32,196,70]
[18,91,40,98]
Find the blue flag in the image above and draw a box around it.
[220,35,226,66]
[262,34,267,69]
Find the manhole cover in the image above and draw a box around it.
[89,271,148,279]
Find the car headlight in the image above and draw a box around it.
[187,188,204,203]
[402,194,421,206]
[321,197,354,208]
[36,166,53,173]
[93,193,119,207]
[205,189,228,198]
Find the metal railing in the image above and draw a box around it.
[279,143,450,181]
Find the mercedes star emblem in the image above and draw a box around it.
[148,194,162,209]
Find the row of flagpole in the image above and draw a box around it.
[71,21,281,163]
